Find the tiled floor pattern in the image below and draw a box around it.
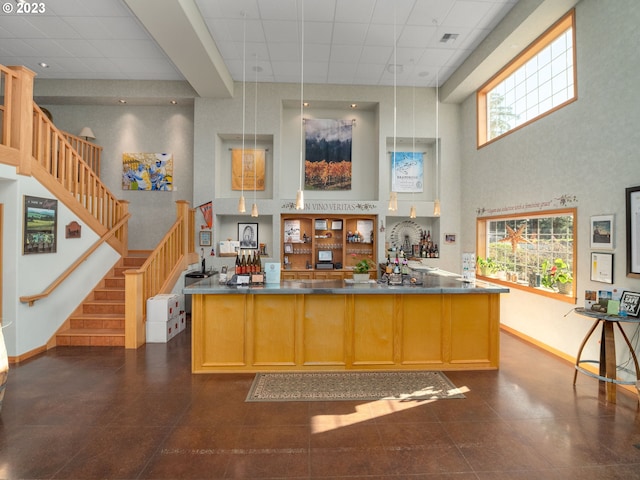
[1,326,640,479]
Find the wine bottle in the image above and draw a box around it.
[241,250,247,274]
[235,251,241,275]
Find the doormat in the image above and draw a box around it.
[246,371,466,402]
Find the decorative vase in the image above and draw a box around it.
[352,273,370,283]
[557,282,573,295]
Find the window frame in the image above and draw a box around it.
[476,208,577,304]
[477,9,577,148]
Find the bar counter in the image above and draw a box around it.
[186,272,509,373]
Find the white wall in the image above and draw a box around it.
[0,164,120,357]
[459,0,640,379]
[44,104,194,250]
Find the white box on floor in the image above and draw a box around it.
[178,311,186,331]
[147,294,180,322]
[146,320,177,343]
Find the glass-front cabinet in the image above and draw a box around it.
[281,214,377,280]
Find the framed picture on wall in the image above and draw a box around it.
[199,230,212,247]
[626,185,640,278]
[591,252,614,284]
[238,222,259,249]
[590,214,614,250]
[23,195,58,255]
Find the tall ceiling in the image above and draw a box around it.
[0,0,519,94]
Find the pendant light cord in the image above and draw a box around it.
[299,0,304,193]
[392,5,397,195]
[241,13,246,200]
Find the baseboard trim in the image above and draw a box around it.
[500,324,638,397]
[8,344,47,364]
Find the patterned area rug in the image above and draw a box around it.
[246,371,466,402]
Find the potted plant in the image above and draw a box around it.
[541,258,573,294]
[352,258,373,283]
[476,257,498,277]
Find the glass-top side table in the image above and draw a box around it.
[572,307,640,403]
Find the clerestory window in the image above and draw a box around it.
[477,9,576,147]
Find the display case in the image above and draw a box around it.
[281,214,377,279]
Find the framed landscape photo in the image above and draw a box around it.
[626,185,640,278]
[619,291,640,317]
[238,222,258,249]
[590,214,614,250]
[23,195,58,254]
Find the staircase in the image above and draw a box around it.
[55,253,148,347]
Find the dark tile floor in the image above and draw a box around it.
[2,326,640,479]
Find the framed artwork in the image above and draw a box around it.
[331,220,343,230]
[445,233,456,244]
[284,243,293,254]
[591,252,614,284]
[590,214,614,250]
[238,222,258,249]
[23,195,57,254]
[626,185,640,278]
[619,291,640,317]
[315,219,328,230]
[199,230,212,247]
[231,148,265,191]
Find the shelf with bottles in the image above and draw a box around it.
[343,217,375,270]
[233,249,265,275]
[385,217,440,259]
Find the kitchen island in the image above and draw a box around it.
[185,272,509,373]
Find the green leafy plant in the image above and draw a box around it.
[476,257,498,276]
[354,258,373,274]
[541,258,573,289]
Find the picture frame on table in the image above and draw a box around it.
[238,222,259,249]
[590,252,614,284]
[619,291,640,317]
[590,214,614,250]
[199,230,212,247]
[626,185,640,278]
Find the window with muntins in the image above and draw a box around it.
[477,10,576,147]
[476,209,576,303]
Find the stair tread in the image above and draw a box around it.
[58,328,124,336]
[70,312,124,319]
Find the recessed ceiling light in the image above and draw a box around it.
[170,100,177,105]
[38,62,49,68]
[118,99,127,104]
[303,102,310,107]
[350,103,357,109]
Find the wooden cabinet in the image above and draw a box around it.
[281,214,377,280]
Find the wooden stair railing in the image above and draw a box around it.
[125,201,197,349]
[19,212,131,306]
[62,132,102,178]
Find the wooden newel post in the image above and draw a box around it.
[124,268,145,349]
[10,66,36,176]
[118,200,130,257]
[176,200,190,259]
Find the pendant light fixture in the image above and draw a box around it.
[433,68,441,217]
[388,6,398,212]
[238,13,247,213]
[251,53,259,218]
[409,81,417,219]
[295,0,305,210]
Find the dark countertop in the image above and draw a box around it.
[183,271,509,295]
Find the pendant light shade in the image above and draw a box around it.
[388,191,397,211]
[238,195,246,213]
[251,202,258,217]
[409,205,417,219]
[433,199,441,217]
[295,189,304,210]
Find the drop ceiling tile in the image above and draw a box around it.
[89,39,166,58]
[442,0,494,28]
[330,45,363,63]
[332,22,368,45]
[262,20,298,43]
[257,0,298,21]
[335,0,375,23]
[268,42,300,62]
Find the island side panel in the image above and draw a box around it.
[400,294,445,365]
[448,294,499,369]
[303,294,347,367]
[192,294,246,372]
[252,294,297,366]
[352,295,395,367]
